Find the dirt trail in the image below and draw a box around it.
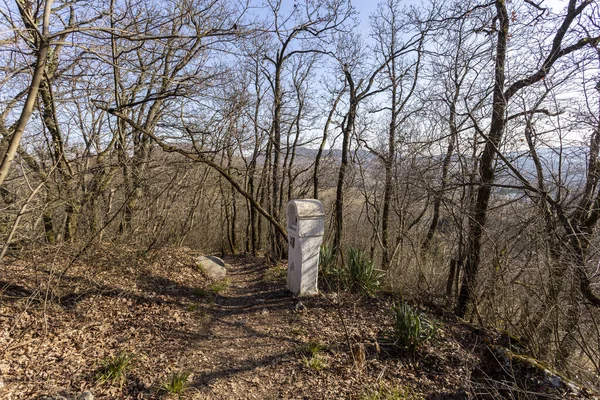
[190,258,307,398]
[187,257,453,399]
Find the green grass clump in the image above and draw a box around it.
[209,278,230,294]
[96,353,132,386]
[391,303,436,350]
[195,262,207,274]
[186,303,200,312]
[301,353,328,371]
[301,340,326,356]
[263,265,287,283]
[361,384,424,400]
[194,278,229,302]
[163,371,190,394]
[299,340,328,371]
[319,244,339,280]
[319,245,383,295]
[346,247,383,295]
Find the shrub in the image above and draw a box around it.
[319,245,383,294]
[391,303,435,350]
[346,247,383,295]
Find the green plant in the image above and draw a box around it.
[319,244,337,278]
[163,371,190,394]
[96,353,132,386]
[301,340,326,356]
[301,353,328,371]
[263,265,286,283]
[209,278,229,294]
[298,340,328,370]
[319,246,383,294]
[194,279,229,302]
[391,303,435,350]
[361,384,423,400]
[346,247,383,295]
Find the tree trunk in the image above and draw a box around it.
[333,72,357,256]
[270,55,285,258]
[0,0,54,186]
[313,90,343,200]
[456,0,509,318]
[423,94,458,251]
[381,87,396,270]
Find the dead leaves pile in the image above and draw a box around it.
[0,245,213,399]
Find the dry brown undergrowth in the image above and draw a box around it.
[1,245,595,399]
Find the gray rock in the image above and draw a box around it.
[294,301,307,313]
[77,391,94,400]
[195,255,227,280]
[206,255,226,268]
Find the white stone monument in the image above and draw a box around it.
[286,199,324,296]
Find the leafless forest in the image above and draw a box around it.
[1,0,600,388]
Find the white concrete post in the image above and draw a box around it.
[286,199,324,296]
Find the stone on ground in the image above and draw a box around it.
[195,255,227,280]
[76,391,94,400]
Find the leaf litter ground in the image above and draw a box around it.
[0,245,572,399]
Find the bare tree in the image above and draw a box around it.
[455,0,599,317]
[368,0,427,269]
[261,0,353,257]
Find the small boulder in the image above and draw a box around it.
[76,391,94,400]
[195,255,227,280]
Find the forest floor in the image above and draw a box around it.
[0,245,597,399]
